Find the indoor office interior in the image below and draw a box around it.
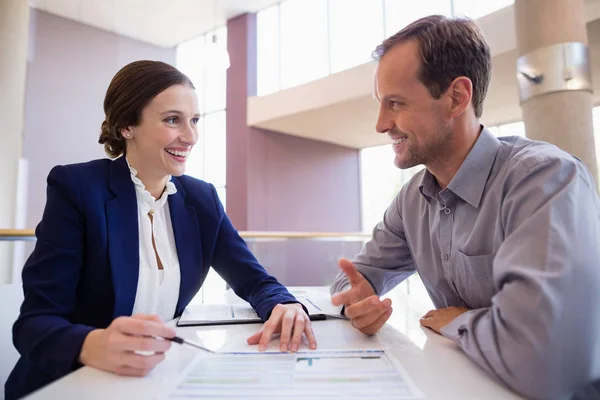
[1,0,600,398]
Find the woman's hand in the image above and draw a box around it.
[246,303,317,352]
[79,314,176,376]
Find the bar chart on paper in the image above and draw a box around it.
[163,349,423,399]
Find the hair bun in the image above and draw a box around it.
[98,119,125,157]
[99,120,111,144]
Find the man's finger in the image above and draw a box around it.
[419,315,436,331]
[331,289,358,307]
[351,302,392,330]
[422,309,436,319]
[338,258,366,286]
[360,307,393,335]
[345,296,389,319]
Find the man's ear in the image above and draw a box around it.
[447,76,473,118]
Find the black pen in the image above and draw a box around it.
[168,335,215,353]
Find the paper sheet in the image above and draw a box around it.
[160,349,423,399]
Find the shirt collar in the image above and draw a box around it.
[125,157,177,209]
[418,169,439,204]
[419,126,501,209]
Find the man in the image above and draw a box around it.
[330,15,600,400]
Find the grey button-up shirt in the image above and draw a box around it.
[331,128,600,400]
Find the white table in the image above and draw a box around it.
[25,287,524,400]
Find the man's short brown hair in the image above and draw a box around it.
[373,15,491,118]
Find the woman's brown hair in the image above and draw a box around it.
[98,60,194,158]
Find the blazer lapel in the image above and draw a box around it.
[106,156,140,318]
[169,178,203,316]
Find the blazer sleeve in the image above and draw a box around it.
[13,165,95,378]
[206,185,299,320]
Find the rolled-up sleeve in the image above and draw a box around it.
[440,157,600,400]
[330,190,416,296]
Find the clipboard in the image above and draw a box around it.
[176,302,328,327]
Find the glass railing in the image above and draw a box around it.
[0,229,36,241]
[244,231,369,286]
[0,230,35,287]
[0,229,433,309]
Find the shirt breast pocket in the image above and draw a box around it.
[451,250,496,309]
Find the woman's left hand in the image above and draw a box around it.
[247,303,317,352]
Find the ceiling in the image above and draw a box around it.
[29,0,282,47]
[249,2,600,149]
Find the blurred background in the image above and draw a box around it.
[2,0,600,309]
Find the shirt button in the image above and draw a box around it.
[443,254,449,261]
[444,208,452,214]
[148,209,155,215]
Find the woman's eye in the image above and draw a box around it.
[165,117,178,124]
[191,117,200,125]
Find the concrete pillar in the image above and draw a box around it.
[0,0,29,283]
[515,0,598,183]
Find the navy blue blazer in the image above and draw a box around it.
[6,156,297,399]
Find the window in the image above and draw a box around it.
[360,144,426,305]
[176,29,228,200]
[279,0,329,89]
[257,5,281,96]
[215,186,226,207]
[497,121,526,137]
[204,27,228,113]
[202,111,227,188]
[176,35,207,113]
[384,0,452,38]
[360,144,423,232]
[487,121,526,137]
[328,0,384,73]
[184,123,205,180]
[177,29,228,303]
[487,126,500,137]
[452,0,513,20]
[257,0,513,96]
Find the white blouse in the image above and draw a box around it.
[128,160,181,322]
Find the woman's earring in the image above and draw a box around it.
[125,133,131,138]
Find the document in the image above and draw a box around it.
[177,288,343,327]
[161,349,423,399]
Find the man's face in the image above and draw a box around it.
[374,40,453,169]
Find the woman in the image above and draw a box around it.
[6,60,317,399]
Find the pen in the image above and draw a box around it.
[168,335,215,353]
